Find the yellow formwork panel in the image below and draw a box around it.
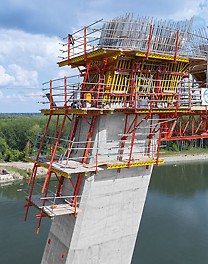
[104,57,132,103]
[107,159,164,169]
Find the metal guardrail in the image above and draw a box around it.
[40,76,205,110]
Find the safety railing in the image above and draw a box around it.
[41,76,206,111]
[30,128,160,170]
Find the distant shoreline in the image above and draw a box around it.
[162,153,208,164]
[0,155,208,184]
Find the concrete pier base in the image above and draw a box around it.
[41,113,158,264]
[41,166,152,264]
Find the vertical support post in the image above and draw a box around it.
[68,34,71,66]
[24,164,38,221]
[64,76,67,107]
[50,80,53,109]
[84,26,87,61]
[146,24,153,60]
[174,30,180,63]
[37,172,52,234]
[156,127,162,165]
[96,59,108,107]
[129,59,136,107]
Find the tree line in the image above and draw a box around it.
[0,114,70,162]
[0,114,208,162]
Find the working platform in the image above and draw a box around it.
[58,48,191,68]
[28,156,104,178]
[41,106,196,116]
[26,194,79,218]
[28,155,164,175]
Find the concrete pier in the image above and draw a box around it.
[42,168,152,264]
[41,113,157,263]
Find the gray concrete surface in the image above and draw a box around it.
[41,113,158,264]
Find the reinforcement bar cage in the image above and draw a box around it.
[58,14,208,63]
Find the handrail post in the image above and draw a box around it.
[146,24,153,60]
[64,76,67,107]
[50,80,53,109]
[84,26,87,61]
[174,30,180,63]
[68,34,71,66]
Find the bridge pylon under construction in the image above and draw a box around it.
[24,14,208,264]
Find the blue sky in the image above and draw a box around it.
[0,0,207,112]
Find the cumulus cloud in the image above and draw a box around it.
[0,64,38,87]
[169,0,207,21]
[0,28,60,77]
[8,64,38,87]
[0,65,15,86]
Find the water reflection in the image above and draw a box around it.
[132,161,208,264]
[1,161,208,264]
[151,161,208,197]
[0,180,51,264]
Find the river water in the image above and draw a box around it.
[1,161,208,263]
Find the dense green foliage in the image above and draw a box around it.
[0,114,208,162]
[0,114,70,161]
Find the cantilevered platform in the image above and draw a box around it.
[58,49,191,68]
[28,155,164,176]
[28,156,104,178]
[41,107,193,116]
[26,194,79,218]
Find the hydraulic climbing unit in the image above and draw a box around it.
[24,14,208,264]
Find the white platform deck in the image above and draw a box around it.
[26,194,79,218]
[29,156,104,177]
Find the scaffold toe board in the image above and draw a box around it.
[107,157,164,169]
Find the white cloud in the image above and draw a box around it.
[0,64,39,88]
[8,64,38,87]
[0,28,61,80]
[170,0,207,21]
[0,28,67,112]
[0,65,15,85]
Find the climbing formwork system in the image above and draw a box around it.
[24,14,208,263]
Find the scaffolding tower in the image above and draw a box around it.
[24,14,208,235]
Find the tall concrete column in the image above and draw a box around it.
[41,113,158,264]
